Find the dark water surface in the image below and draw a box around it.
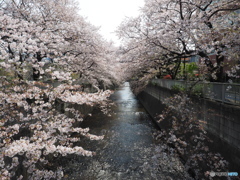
[62,82,189,180]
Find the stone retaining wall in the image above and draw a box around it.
[137,83,240,170]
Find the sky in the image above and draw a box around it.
[77,0,145,46]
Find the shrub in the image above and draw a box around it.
[171,84,186,92]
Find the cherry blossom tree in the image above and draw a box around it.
[117,0,240,83]
[0,0,121,179]
[0,0,119,86]
[0,80,113,179]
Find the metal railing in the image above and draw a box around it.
[151,79,240,105]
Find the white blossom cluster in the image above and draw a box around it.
[0,80,110,179]
[52,71,72,81]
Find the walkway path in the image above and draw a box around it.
[62,82,190,180]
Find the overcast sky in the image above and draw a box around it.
[78,0,145,46]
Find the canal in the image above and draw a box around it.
[62,82,190,179]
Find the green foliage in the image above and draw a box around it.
[178,62,199,80]
[151,81,157,86]
[171,84,186,92]
[171,83,204,97]
[191,84,204,97]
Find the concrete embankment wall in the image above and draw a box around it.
[137,83,240,170]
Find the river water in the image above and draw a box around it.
[62,82,190,180]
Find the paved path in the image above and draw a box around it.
[62,82,190,180]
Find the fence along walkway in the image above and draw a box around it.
[151,79,240,106]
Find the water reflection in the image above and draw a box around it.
[118,82,135,101]
[62,82,186,179]
[112,82,139,113]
